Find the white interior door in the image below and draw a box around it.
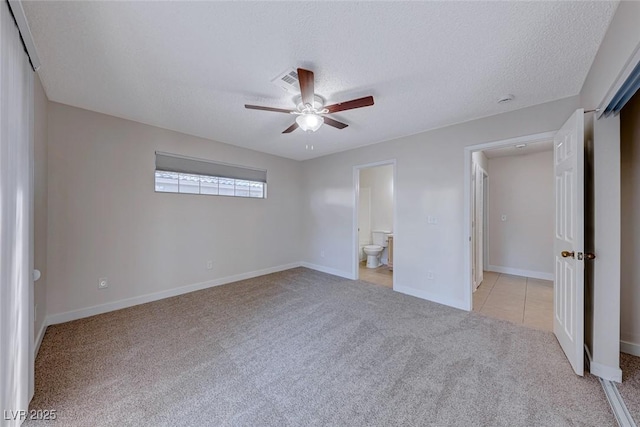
[471,163,477,287]
[483,174,489,271]
[554,109,585,376]
[475,166,485,288]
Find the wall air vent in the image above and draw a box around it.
[271,68,299,93]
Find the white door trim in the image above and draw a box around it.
[482,173,489,272]
[473,164,487,289]
[463,131,557,311]
[588,32,640,382]
[352,160,397,284]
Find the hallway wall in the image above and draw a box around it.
[486,150,554,279]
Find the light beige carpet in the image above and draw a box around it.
[27,267,614,426]
[619,352,640,422]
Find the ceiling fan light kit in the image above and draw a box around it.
[245,68,375,134]
[296,113,324,132]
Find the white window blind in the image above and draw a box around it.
[155,152,267,198]
[155,152,267,183]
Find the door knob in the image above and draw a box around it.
[585,252,596,260]
[561,250,575,258]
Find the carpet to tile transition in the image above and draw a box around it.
[26,268,614,426]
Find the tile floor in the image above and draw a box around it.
[358,261,393,288]
[473,271,554,331]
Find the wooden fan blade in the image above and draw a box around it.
[324,96,374,114]
[297,68,315,107]
[323,117,348,129]
[245,104,294,114]
[282,122,299,133]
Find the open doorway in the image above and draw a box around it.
[468,138,555,331]
[354,161,395,288]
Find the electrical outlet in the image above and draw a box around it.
[206,260,213,270]
[98,277,108,289]
[427,271,435,280]
[428,216,437,224]
[321,251,325,258]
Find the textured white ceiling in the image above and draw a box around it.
[23,1,618,161]
[484,140,554,159]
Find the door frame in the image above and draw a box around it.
[463,131,556,311]
[352,159,397,284]
[472,163,488,290]
[483,173,489,272]
[591,36,640,379]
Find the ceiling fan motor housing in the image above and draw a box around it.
[244,68,374,133]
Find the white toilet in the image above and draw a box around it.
[363,231,390,268]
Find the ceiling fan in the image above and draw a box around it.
[245,68,375,134]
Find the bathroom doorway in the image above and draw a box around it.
[353,160,396,288]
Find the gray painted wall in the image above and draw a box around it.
[301,96,579,309]
[46,103,303,317]
[487,151,554,278]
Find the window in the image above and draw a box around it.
[154,152,267,199]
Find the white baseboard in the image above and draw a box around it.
[621,340,640,357]
[300,262,353,279]
[487,265,553,281]
[46,262,302,326]
[34,319,49,357]
[394,285,467,311]
[591,360,623,383]
[585,343,623,383]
